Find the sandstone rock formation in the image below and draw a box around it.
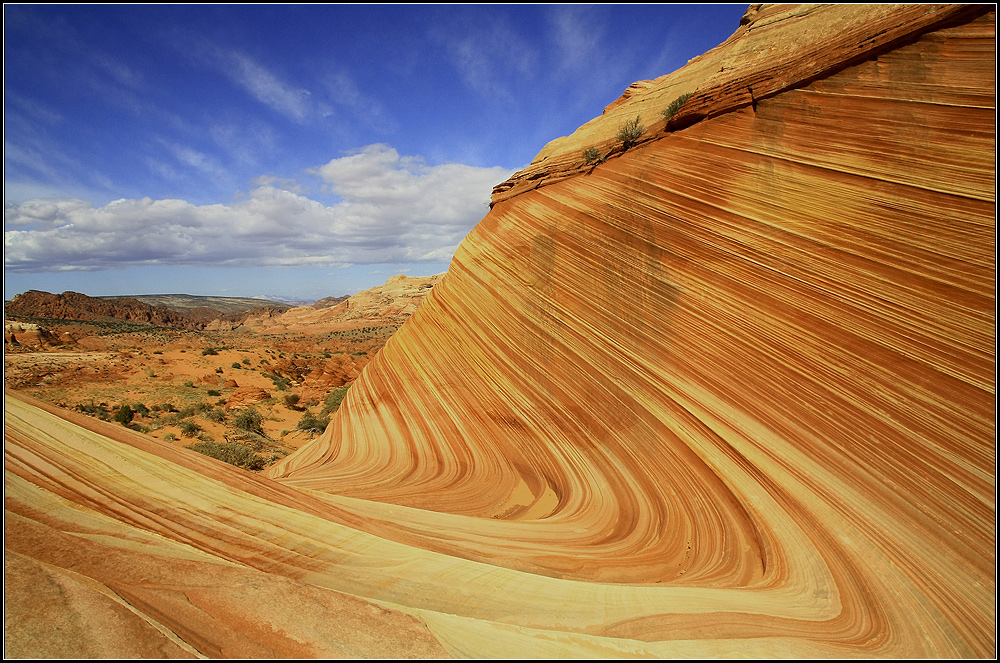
[223,386,272,411]
[313,294,350,309]
[237,273,443,334]
[269,4,996,657]
[4,321,65,350]
[5,290,204,328]
[4,5,995,659]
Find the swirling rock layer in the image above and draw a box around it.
[5,5,996,658]
[268,6,996,657]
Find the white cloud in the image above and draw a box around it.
[163,142,230,181]
[435,19,537,102]
[322,70,397,133]
[550,7,591,72]
[220,51,314,123]
[4,144,514,273]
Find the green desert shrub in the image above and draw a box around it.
[232,407,265,436]
[296,411,330,436]
[178,402,210,418]
[320,385,351,416]
[185,440,266,472]
[179,420,202,437]
[616,114,645,149]
[113,404,134,425]
[204,408,227,423]
[583,146,602,165]
[263,372,291,391]
[76,402,109,418]
[661,92,693,122]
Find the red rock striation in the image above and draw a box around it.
[4,5,996,658]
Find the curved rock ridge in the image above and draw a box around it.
[4,5,995,659]
[267,7,996,658]
[491,3,994,204]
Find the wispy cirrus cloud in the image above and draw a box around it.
[322,70,397,134]
[549,5,599,74]
[209,49,315,123]
[4,144,514,272]
[433,17,538,103]
[545,6,632,99]
[160,141,231,183]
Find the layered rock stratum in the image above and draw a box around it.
[5,5,996,658]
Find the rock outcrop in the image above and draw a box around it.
[237,273,443,334]
[313,295,350,309]
[4,5,995,658]
[223,386,272,411]
[4,321,66,349]
[269,4,996,657]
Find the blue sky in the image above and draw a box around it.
[5,4,747,302]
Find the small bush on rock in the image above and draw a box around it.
[616,114,645,149]
[661,92,693,123]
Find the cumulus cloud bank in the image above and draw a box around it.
[4,144,513,273]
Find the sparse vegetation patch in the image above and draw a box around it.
[185,440,267,472]
[661,92,693,123]
[321,385,351,416]
[616,114,645,150]
[296,411,330,436]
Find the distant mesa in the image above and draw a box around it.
[4,289,287,331]
[3,274,443,335]
[101,293,296,315]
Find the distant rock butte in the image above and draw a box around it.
[236,273,444,334]
[313,295,350,309]
[4,5,995,659]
